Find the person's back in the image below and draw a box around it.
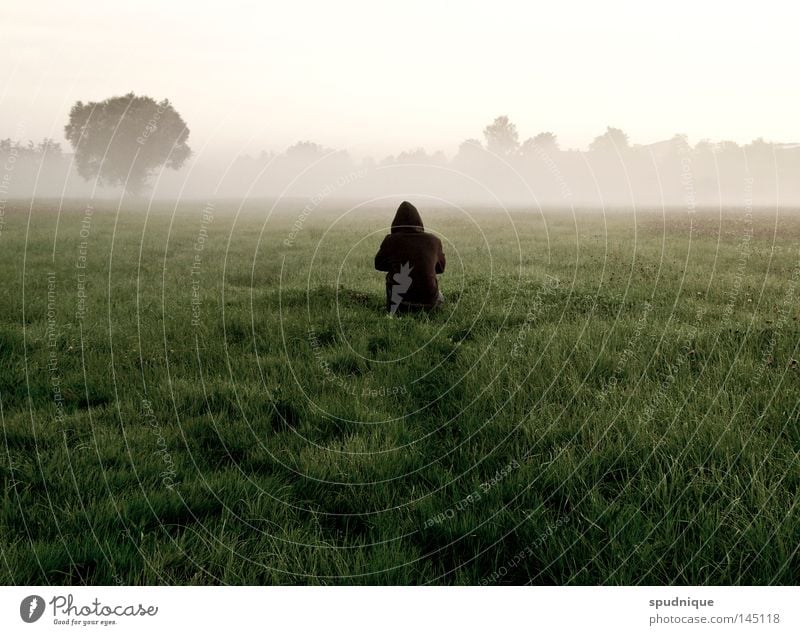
[374,201,446,313]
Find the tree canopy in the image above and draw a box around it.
[483,116,519,158]
[64,92,191,195]
[589,126,630,153]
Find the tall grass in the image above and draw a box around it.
[0,201,797,584]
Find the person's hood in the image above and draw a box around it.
[391,201,424,233]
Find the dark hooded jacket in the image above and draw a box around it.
[374,201,446,310]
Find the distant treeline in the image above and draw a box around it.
[3,118,799,206]
[0,138,75,198]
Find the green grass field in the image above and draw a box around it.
[1,200,798,584]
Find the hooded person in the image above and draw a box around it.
[374,201,446,313]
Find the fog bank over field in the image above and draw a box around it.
[2,128,799,208]
[5,2,800,209]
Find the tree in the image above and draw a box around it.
[589,126,629,152]
[285,141,330,160]
[452,138,485,171]
[715,140,741,156]
[694,139,714,154]
[455,138,484,158]
[395,148,446,165]
[533,132,558,151]
[483,116,519,157]
[521,132,559,157]
[64,92,191,195]
[0,138,62,159]
[745,137,774,160]
[669,133,690,155]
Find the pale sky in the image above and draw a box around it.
[1,0,798,157]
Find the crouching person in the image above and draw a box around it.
[374,201,446,314]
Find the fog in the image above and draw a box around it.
[2,129,799,208]
[2,1,799,208]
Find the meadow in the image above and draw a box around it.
[0,199,797,584]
